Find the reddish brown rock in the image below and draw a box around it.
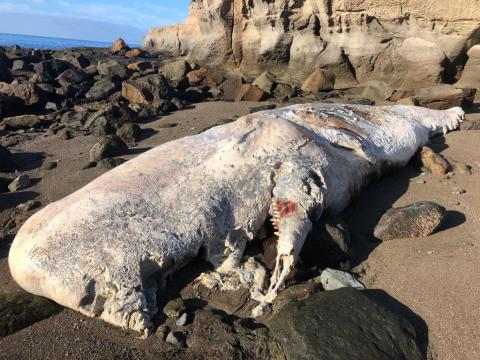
[235,84,268,102]
[111,38,130,55]
[125,48,148,58]
[219,77,244,101]
[417,146,450,175]
[0,81,47,106]
[301,69,335,92]
[186,67,224,88]
[127,62,153,72]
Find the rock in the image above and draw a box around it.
[0,81,47,106]
[163,298,184,319]
[273,83,295,100]
[160,60,191,81]
[58,53,90,69]
[0,144,14,172]
[0,65,12,83]
[249,104,276,113]
[2,115,41,130]
[42,161,57,170]
[165,331,184,347]
[186,67,224,88]
[252,71,276,94]
[8,174,31,192]
[319,268,365,291]
[460,120,480,131]
[417,146,450,175]
[89,135,128,162]
[121,74,171,105]
[182,87,207,102]
[125,48,148,58]
[56,69,88,87]
[456,45,480,89]
[235,84,268,102]
[85,78,119,101]
[116,123,141,144]
[361,80,395,102]
[16,200,41,211]
[301,69,335,92]
[0,94,25,118]
[111,38,130,55]
[452,187,466,195]
[97,60,130,80]
[61,110,90,128]
[374,201,446,241]
[127,61,153,72]
[268,288,422,360]
[301,215,355,270]
[85,103,137,130]
[12,60,30,71]
[0,292,61,337]
[413,85,464,110]
[33,59,73,83]
[97,157,127,169]
[218,77,243,101]
[175,312,190,327]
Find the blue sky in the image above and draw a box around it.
[0,0,190,44]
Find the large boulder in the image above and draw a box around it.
[268,288,422,360]
[121,74,172,105]
[144,0,480,87]
[456,45,480,89]
[0,81,48,107]
[374,201,446,241]
[301,69,335,92]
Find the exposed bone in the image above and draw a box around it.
[9,103,464,334]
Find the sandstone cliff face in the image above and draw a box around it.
[144,0,480,89]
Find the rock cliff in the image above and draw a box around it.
[144,0,480,90]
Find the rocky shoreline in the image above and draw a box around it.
[1,38,480,359]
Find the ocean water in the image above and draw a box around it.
[0,33,123,50]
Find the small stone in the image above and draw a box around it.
[89,135,128,162]
[175,312,190,327]
[452,187,466,195]
[374,201,446,241]
[416,180,426,184]
[163,298,184,319]
[16,200,41,211]
[116,123,141,144]
[42,161,57,171]
[165,331,184,347]
[319,268,365,291]
[8,175,31,192]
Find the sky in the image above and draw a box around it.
[0,0,191,44]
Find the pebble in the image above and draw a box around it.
[416,180,426,184]
[175,312,189,326]
[452,187,466,195]
[165,331,184,347]
[8,175,31,192]
[16,200,41,211]
[319,268,365,291]
[42,161,58,170]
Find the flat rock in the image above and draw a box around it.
[268,288,422,360]
[319,268,365,291]
[2,115,41,130]
[413,85,464,110]
[374,201,446,241]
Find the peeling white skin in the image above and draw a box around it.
[9,103,463,335]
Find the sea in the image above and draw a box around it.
[0,33,135,50]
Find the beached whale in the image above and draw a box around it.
[9,103,463,335]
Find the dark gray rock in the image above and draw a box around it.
[85,78,119,101]
[56,69,88,87]
[11,60,31,71]
[0,94,25,118]
[33,59,73,83]
[89,135,128,162]
[97,60,130,80]
[268,288,422,360]
[61,110,90,128]
[273,83,295,100]
[374,201,446,241]
[97,157,127,169]
[116,123,141,144]
[0,144,14,172]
